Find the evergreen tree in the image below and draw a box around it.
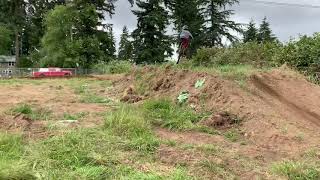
[118,26,133,60]
[132,0,173,64]
[243,19,258,43]
[167,0,204,56]
[0,25,13,55]
[108,26,117,58]
[200,0,241,47]
[257,17,277,43]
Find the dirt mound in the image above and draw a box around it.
[251,70,320,127]
[0,114,48,138]
[200,112,241,129]
[153,77,176,91]
[113,65,320,162]
[120,86,143,103]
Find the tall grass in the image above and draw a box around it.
[92,61,132,74]
[143,99,202,130]
[105,105,160,152]
[0,132,34,179]
[11,103,52,121]
[27,129,119,179]
[272,160,320,180]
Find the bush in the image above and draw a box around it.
[192,47,223,66]
[192,42,281,67]
[273,33,320,78]
[92,61,132,74]
[214,42,280,67]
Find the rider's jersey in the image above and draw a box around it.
[180,30,193,40]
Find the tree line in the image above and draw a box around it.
[0,0,277,68]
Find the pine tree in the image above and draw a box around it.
[257,17,277,43]
[108,27,117,58]
[167,0,204,56]
[118,26,133,60]
[200,0,241,47]
[0,25,13,55]
[132,0,173,64]
[243,19,258,43]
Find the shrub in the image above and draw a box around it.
[192,47,223,66]
[192,42,280,67]
[273,33,320,79]
[213,42,280,67]
[92,61,132,74]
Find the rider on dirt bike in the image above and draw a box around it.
[177,25,193,64]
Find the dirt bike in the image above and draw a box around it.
[176,42,188,65]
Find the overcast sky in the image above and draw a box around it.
[108,0,320,48]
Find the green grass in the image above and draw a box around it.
[93,61,133,74]
[27,129,121,179]
[0,127,192,179]
[80,94,112,104]
[196,144,220,155]
[11,103,52,121]
[12,103,33,115]
[199,159,235,179]
[0,79,48,86]
[63,112,88,120]
[224,129,241,142]
[68,78,113,104]
[142,99,207,131]
[0,132,35,179]
[177,63,269,82]
[272,161,320,180]
[105,104,160,152]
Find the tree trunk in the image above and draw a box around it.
[15,29,20,66]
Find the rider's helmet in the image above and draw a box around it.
[182,25,188,30]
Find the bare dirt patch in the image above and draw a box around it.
[200,112,241,129]
[120,86,143,103]
[155,128,225,146]
[0,79,111,138]
[0,115,49,139]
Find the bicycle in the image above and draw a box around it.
[176,41,189,65]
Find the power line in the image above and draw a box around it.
[245,0,320,9]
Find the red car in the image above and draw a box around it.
[33,68,72,78]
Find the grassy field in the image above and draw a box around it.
[0,66,319,179]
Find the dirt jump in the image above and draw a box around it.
[110,65,320,165]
